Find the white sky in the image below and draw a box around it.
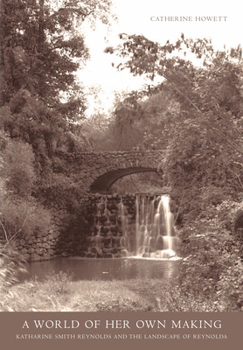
[78,0,243,116]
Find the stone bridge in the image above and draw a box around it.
[16,149,165,261]
[66,149,164,194]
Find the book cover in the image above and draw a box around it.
[1,1,242,350]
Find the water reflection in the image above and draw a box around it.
[19,257,179,282]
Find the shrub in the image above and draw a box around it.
[177,234,233,299]
[176,196,243,310]
[43,271,73,295]
[217,258,243,311]
[200,185,232,208]
[2,139,36,198]
[0,198,51,243]
[216,199,243,232]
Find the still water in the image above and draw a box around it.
[20,257,179,282]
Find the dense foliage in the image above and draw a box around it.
[0,0,114,282]
[0,1,114,190]
[103,34,243,311]
[107,34,243,217]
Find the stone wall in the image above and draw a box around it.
[14,227,61,261]
[84,193,137,258]
[13,191,177,261]
[13,194,134,261]
[82,192,177,259]
[13,149,165,261]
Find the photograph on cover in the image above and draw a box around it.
[1,0,243,318]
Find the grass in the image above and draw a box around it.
[0,271,218,312]
[0,272,158,312]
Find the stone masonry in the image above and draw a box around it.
[61,149,164,194]
[14,150,165,261]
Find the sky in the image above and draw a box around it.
[78,0,243,116]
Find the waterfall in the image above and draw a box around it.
[135,195,177,259]
[117,197,130,253]
[87,193,178,259]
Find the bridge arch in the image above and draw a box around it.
[90,166,160,193]
[66,149,164,195]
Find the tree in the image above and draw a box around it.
[107,34,243,220]
[0,0,116,253]
[1,0,115,106]
[1,0,116,173]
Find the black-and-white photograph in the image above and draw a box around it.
[1,0,242,349]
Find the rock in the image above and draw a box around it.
[97,203,105,211]
[113,253,122,258]
[103,220,111,226]
[93,235,104,244]
[79,251,86,257]
[117,226,123,234]
[49,231,60,239]
[109,214,117,223]
[42,253,51,260]
[91,247,100,254]
[23,253,30,260]
[121,249,128,257]
[104,253,113,258]
[36,248,44,256]
[110,225,118,233]
[20,248,28,254]
[19,239,25,246]
[106,230,112,237]
[104,237,112,246]
[97,215,107,223]
[101,226,109,234]
[110,237,120,246]
[30,253,42,262]
[27,248,35,254]
[62,252,69,257]
[86,252,96,258]
[110,248,118,254]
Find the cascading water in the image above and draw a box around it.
[87,193,178,259]
[117,197,131,254]
[135,195,178,259]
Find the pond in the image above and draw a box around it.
[19,257,180,282]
